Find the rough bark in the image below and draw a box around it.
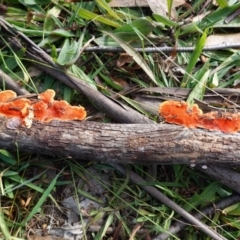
[0,116,240,165]
[196,165,240,193]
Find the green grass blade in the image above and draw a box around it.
[210,50,240,76]
[187,69,209,106]
[98,72,123,91]
[153,13,179,27]
[77,188,105,205]
[167,0,174,18]
[184,182,221,211]
[95,19,154,47]
[69,65,98,90]
[0,49,25,74]
[200,3,240,29]
[180,3,240,35]
[78,8,121,28]
[97,213,114,239]
[0,206,12,240]
[0,37,38,92]
[181,30,207,87]
[43,6,61,32]
[63,86,74,103]
[103,31,157,85]
[0,150,16,165]
[114,18,153,35]
[109,168,129,203]
[96,0,122,21]
[22,168,64,225]
[13,25,48,36]
[120,95,150,116]
[57,38,83,67]
[216,0,228,7]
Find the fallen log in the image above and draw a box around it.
[0,116,239,165]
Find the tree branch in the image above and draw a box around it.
[196,165,240,193]
[0,117,240,165]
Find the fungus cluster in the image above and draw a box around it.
[0,90,87,129]
[159,100,240,133]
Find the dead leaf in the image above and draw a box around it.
[27,235,65,240]
[147,0,167,17]
[205,33,240,46]
[0,4,7,15]
[116,53,133,67]
[193,11,211,22]
[28,66,42,78]
[233,79,240,88]
[173,0,186,7]
[147,0,185,19]
[111,77,131,91]
[109,0,148,7]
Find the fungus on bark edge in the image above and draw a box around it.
[159,100,240,133]
[0,89,87,128]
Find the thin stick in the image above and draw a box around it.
[0,70,29,95]
[47,43,240,53]
[154,193,240,240]
[110,163,227,240]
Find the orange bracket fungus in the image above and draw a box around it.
[38,89,55,104]
[0,89,87,129]
[159,100,240,133]
[0,90,17,102]
[32,99,86,122]
[159,100,202,128]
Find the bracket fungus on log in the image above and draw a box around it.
[0,89,87,129]
[0,90,17,102]
[32,99,87,122]
[159,100,240,133]
[159,100,202,128]
[38,89,55,104]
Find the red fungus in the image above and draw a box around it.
[198,112,240,133]
[33,100,87,122]
[0,89,87,128]
[33,90,87,122]
[159,100,201,128]
[0,90,17,102]
[38,89,55,104]
[0,98,31,118]
[49,101,87,121]
[159,100,240,133]
[32,101,48,121]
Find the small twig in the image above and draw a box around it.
[225,8,240,24]
[196,165,240,194]
[110,163,227,240]
[47,43,240,53]
[129,223,144,240]
[154,193,240,240]
[0,69,29,95]
[4,93,37,102]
